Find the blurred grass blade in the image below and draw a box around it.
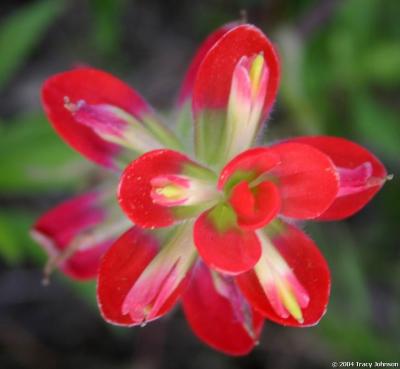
[353,94,400,157]
[0,114,91,193]
[0,0,65,89]
[363,43,400,87]
[321,317,399,360]
[0,210,45,265]
[277,27,322,135]
[90,0,125,56]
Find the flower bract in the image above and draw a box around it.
[32,22,388,355]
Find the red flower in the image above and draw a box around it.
[32,23,388,355]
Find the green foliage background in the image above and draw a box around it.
[0,0,398,368]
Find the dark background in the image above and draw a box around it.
[0,0,399,368]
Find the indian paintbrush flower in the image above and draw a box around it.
[32,22,388,355]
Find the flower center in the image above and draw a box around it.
[228,179,281,230]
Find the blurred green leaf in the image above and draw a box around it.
[309,223,399,359]
[277,28,322,135]
[309,223,371,323]
[0,114,91,193]
[0,0,65,89]
[0,210,45,265]
[353,94,400,157]
[321,318,399,360]
[90,0,125,57]
[336,0,379,46]
[363,43,400,86]
[0,213,24,263]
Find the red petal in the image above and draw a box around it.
[32,191,121,280]
[177,22,238,107]
[118,149,205,228]
[182,263,264,355]
[121,223,196,324]
[58,243,111,280]
[218,147,280,190]
[236,223,330,327]
[229,180,281,229]
[192,24,280,119]
[269,142,339,219]
[286,136,387,220]
[219,143,338,219]
[194,209,261,274]
[97,227,182,326]
[42,68,152,169]
[118,150,188,227]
